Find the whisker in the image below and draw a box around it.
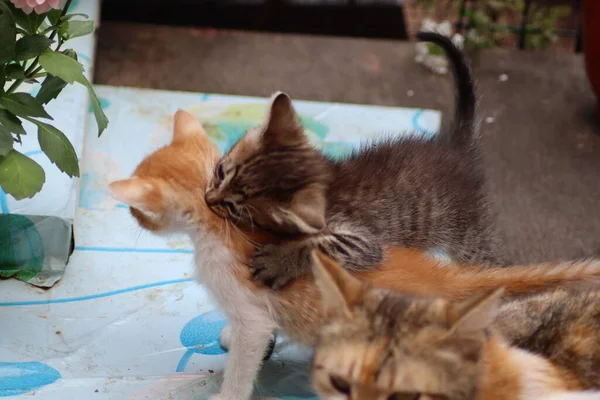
[228,220,260,247]
[243,205,256,233]
[224,219,232,247]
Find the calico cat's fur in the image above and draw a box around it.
[205,32,501,290]
[109,111,600,400]
[312,253,600,400]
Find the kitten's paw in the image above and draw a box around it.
[250,244,297,290]
[219,325,232,351]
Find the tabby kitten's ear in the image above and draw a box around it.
[275,185,327,233]
[312,250,365,319]
[448,287,504,335]
[262,92,306,147]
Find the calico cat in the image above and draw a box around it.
[204,31,501,290]
[311,252,600,400]
[109,111,600,400]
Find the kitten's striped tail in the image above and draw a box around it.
[464,258,600,298]
[416,31,476,150]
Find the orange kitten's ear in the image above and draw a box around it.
[448,288,504,335]
[108,177,163,213]
[312,250,364,319]
[263,92,306,147]
[172,109,209,143]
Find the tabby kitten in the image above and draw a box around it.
[311,253,600,400]
[205,31,502,290]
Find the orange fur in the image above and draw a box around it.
[479,336,583,400]
[111,110,600,348]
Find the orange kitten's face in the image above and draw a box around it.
[108,110,221,234]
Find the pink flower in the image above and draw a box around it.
[9,0,63,15]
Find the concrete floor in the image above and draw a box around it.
[95,22,600,263]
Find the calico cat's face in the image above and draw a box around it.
[311,253,503,400]
[108,110,221,234]
[205,92,331,235]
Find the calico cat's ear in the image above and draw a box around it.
[172,109,209,143]
[448,287,504,335]
[263,92,306,147]
[277,185,326,233]
[312,250,365,319]
[108,177,163,214]
[438,288,503,362]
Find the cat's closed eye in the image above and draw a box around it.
[388,393,421,400]
[216,163,225,182]
[330,375,351,395]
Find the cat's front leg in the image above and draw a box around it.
[212,318,276,400]
[219,324,277,361]
[251,232,383,289]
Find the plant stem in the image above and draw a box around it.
[5,0,74,95]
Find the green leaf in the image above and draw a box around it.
[0,2,17,64]
[59,20,94,40]
[38,20,50,32]
[60,13,90,22]
[62,48,78,62]
[14,34,54,61]
[0,65,5,92]
[0,129,14,156]
[77,75,108,136]
[0,93,52,119]
[0,109,26,139]
[0,150,45,200]
[36,75,68,104]
[38,49,84,83]
[47,9,62,26]
[5,63,25,79]
[27,118,79,177]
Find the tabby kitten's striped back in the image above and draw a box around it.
[205,31,503,290]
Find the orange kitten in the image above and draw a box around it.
[109,110,600,400]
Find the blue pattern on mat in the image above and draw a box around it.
[0,278,194,307]
[177,310,229,372]
[0,362,61,397]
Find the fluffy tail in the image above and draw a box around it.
[359,248,600,301]
[416,31,476,149]
[458,258,600,299]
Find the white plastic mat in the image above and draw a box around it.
[0,86,441,399]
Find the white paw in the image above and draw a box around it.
[219,325,232,351]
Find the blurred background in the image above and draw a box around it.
[94,0,599,264]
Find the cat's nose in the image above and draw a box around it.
[205,190,219,206]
